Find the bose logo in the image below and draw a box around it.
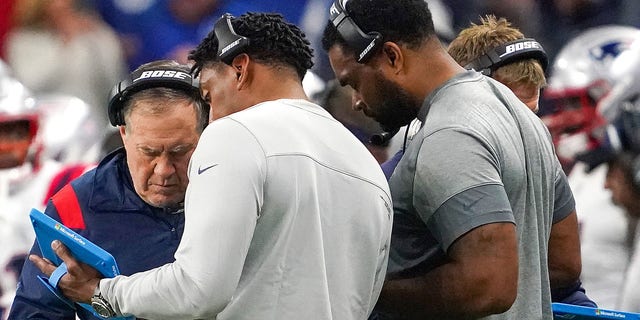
[500,41,541,58]
[221,39,241,56]
[330,3,339,16]
[133,70,189,82]
[359,39,377,61]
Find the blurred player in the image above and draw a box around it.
[0,60,103,319]
[541,25,640,309]
[596,37,640,310]
[0,61,62,318]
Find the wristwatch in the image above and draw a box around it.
[91,285,116,318]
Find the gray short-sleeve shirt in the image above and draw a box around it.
[387,71,574,319]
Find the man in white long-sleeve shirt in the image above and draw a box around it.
[30,12,393,320]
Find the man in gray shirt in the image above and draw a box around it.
[322,0,581,318]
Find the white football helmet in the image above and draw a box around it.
[0,61,40,185]
[598,35,640,122]
[36,94,105,165]
[541,25,640,171]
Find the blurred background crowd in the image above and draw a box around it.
[1,0,640,318]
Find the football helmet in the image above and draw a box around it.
[541,25,640,171]
[598,34,640,122]
[613,96,640,154]
[36,94,105,164]
[575,102,640,172]
[0,61,39,179]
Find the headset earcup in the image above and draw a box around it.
[107,82,125,126]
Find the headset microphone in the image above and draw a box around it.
[370,127,399,146]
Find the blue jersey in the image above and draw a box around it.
[9,148,184,320]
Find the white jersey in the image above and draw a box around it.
[619,230,640,312]
[0,159,62,317]
[101,99,393,319]
[569,162,630,309]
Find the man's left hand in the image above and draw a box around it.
[30,240,101,304]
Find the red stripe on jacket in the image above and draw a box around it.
[51,184,86,229]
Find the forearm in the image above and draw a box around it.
[377,266,470,319]
[101,205,255,319]
[101,261,233,319]
[377,260,513,319]
[377,223,518,319]
[548,261,581,289]
[548,211,581,288]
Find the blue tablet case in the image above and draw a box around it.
[30,208,132,319]
[30,208,119,277]
[553,303,640,319]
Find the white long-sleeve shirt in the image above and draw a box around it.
[101,99,393,319]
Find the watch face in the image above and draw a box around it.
[92,298,115,318]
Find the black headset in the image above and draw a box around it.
[464,38,549,76]
[107,67,200,126]
[214,13,251,65]
[329,0,382,63]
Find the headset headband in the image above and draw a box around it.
[107,67,200,126]
[465,38,549,76]
[214,13,251,65]
[329,0,382,63]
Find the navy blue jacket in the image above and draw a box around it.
[9,148,184,320]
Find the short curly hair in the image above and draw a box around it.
[189,12,314,81]
[321,0,436,59]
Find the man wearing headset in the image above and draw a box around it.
[322,0,580,318]
[447,15,547,113]
[31,12,392,319]
[447,15,596,308]
[9,59,209,319]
